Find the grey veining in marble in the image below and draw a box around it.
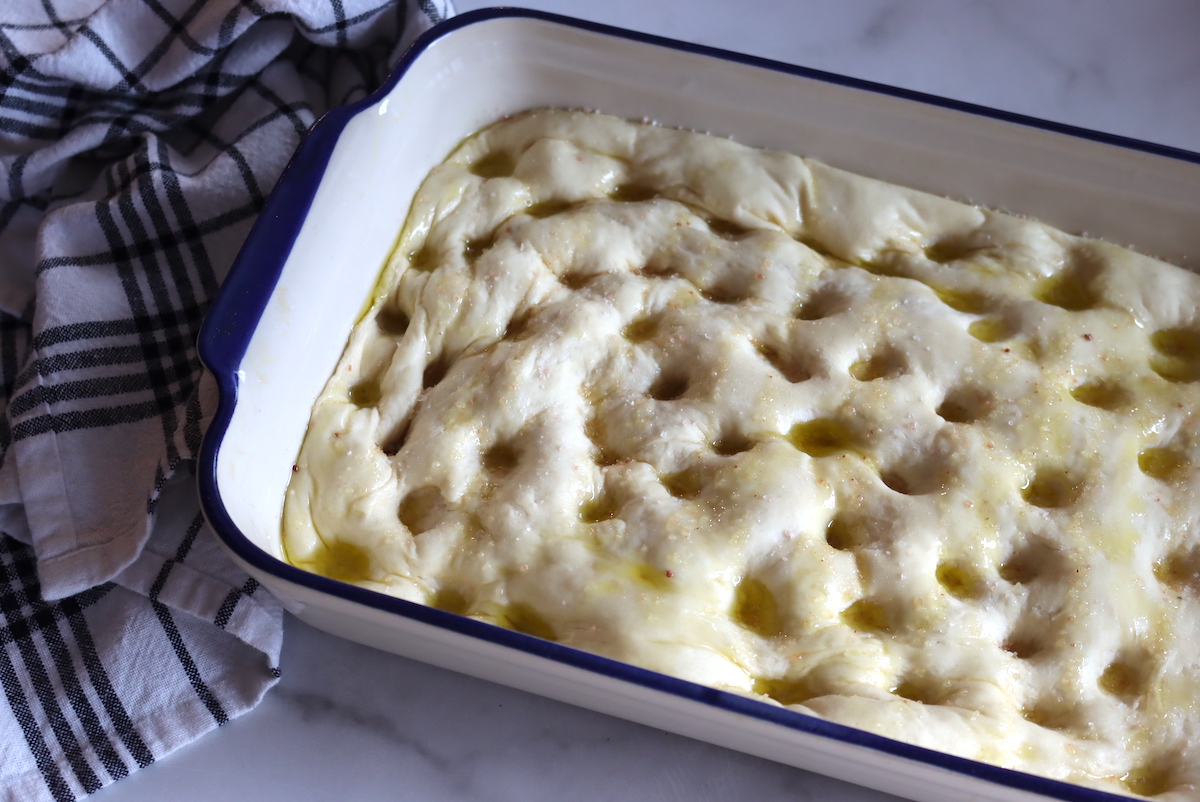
[93,2,1200,800]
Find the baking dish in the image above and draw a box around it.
[196,8,1200,801]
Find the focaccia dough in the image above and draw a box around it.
[283,110,1200,799]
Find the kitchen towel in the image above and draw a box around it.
[0,1,452,799]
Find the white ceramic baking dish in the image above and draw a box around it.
[197,9,1200,802]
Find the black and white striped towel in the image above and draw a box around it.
[0,1,452,799]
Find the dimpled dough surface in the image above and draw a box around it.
[283,110,1200,798]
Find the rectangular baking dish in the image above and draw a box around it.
[196,9,1200,802]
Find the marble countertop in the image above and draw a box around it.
[95,2,1200,800]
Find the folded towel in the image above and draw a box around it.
[0,1,452,798]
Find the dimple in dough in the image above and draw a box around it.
[283,109,1200,800]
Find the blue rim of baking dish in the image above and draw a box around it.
[197,8,1197,801]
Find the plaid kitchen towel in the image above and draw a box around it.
[0,0,453,799]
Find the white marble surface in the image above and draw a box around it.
[95,2,1200,800]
